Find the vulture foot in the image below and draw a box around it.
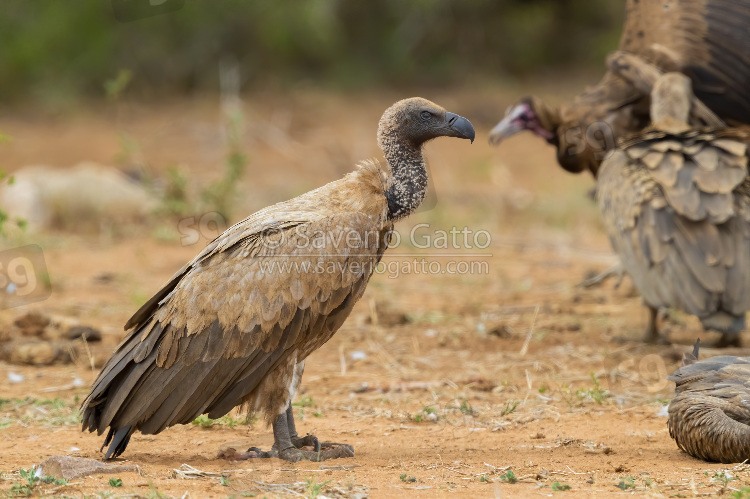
[240,406,355,462]
[242,443,354,462]
[712,336,742,349]
[290,433,320,451]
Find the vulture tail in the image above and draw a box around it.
[103,426,133,460]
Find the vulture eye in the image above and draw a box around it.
[420,111,432,121]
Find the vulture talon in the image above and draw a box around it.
[290,434,320,452]
[298,443,354,462]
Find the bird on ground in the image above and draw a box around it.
[80,97,475,462]
[597,73,750,346]
[668,339,750,463]
[488,0,750,177]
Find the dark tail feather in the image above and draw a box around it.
[683,339,701,367]
[103,426,133,460]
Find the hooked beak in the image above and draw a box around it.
[488,116,524,146]
[444,112,475,143]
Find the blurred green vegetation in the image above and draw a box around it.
[0,0,624,104]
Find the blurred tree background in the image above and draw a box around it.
[0,0,624,106]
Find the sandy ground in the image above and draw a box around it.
[1,87,749,498]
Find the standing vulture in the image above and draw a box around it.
[81,98,475,462]
[597,73,750,346]
[668,340,750,463]
[488,0,750,177]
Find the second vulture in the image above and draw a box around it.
[597,73,750,346]
[489,0,750,176]
[668,340,750,463]
[80,97,475,462]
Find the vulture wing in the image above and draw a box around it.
[82,174,391,458]
[597,129,750,323]
[619,0,750,125]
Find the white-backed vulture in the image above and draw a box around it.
[489,0,750,177]
[597,73,750,346]
[80,98,475,462]
[668,340,750,463]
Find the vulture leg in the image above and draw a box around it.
[286,403,320,451]
[246,409,354,462]
[644,305,670,345]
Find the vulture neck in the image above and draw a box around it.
[379,132,428,221]
[532,98,562,143]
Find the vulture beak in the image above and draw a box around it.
[488,115,524,146]
[444,112,476,143]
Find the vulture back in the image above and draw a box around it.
[619,0,750,125]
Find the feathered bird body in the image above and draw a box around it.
[597,73,750,344]
[490,0,750,176]
[668,341,750,463]
[81,97,475,460]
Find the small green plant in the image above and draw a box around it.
[552,482,571,491]
[576,373,609,404]
[459,399,475,416]
[192,414,215,428]
[500,470,517,484]
[313,411,323,418]
[146,484,169,499]
[616,477,635,490]
[413,406,437,423]
[7,469,64,496]
[732,486,750,498]
[501,400,518,416]
[293,395,315,407]
[708,470,737,488]
[305,477,330,499]
[191,414,254,429]
[9,468,38,496]
[0,134,27,237]
[40,476,66,486]
[109,478,122,487]
[399,474,417,483]
[480,475,489,482]
[104,69,133,100]
[220,475,231,486]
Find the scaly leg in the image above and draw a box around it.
[644,305,670,345]
[286,403,320,451]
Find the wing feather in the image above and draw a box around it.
[597,128,750,324]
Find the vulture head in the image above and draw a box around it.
[378,97,475,149]
[488,97,557,146]
[489,97,597,174]
[650,73,693,134]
